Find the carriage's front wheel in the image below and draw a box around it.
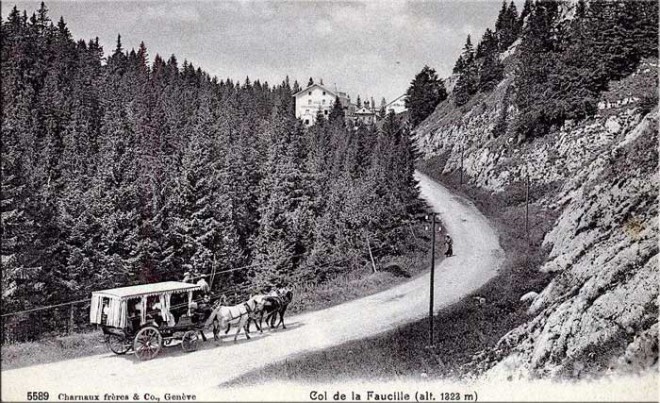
[181,331,199,352]
[107,334,131,355]
[133,326,162,361]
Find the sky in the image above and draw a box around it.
[3,1,509,102]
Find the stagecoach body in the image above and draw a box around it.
[90,281,208,360]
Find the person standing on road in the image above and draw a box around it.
[444,234,453,257]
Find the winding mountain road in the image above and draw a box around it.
[2,172,503,401]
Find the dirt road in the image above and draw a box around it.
[1,172,503,401]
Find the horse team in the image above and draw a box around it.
[204,287,294,342]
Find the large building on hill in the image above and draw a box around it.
[293,83,350,126]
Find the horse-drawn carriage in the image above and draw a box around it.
[89,281,214,360]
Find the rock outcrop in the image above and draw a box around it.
[414,58,658,378]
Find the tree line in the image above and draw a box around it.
[1,3,424,321]
[405,0,658,136]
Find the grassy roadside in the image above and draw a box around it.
[0,332,108,370]
[226,158,560,386]
[1,222,442,371]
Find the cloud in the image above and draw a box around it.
[314,19,334,36]
[4,0,506,102]
[143,4,201,23]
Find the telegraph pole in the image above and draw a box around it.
[460,144,464,186]
[525,171,530,240]
[428,213,437,347]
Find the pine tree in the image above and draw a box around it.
[512,0,561,139]
[453,55,465,75]
[495,0,520,51]
[453,35,478,106]
[329,96,345,123]
[253,108,312,286]
[405,66,448,127]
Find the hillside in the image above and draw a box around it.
[414,46,658,379]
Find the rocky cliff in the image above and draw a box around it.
[414,57,658,378]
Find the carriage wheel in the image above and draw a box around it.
[181,331,199,353]
[133,326,162,361]
[107,334,131,355]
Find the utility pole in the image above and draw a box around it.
[428,213,437,347]
[525,172,530,240]
[460,144,464,186]
[365,233,378,274]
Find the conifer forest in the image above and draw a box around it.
[1,4,424,339]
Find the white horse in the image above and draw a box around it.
[205,295,265,342]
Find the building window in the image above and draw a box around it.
[308,99,312,105]
[308,92,312,96]
[322,99,326,104]
[305,119,310,125]
[323,91,326,95]
[324,110,328,115]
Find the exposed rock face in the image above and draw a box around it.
[414,58,658,378]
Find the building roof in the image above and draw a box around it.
[355,107,376,115]
[92,281,202,300]
[293,83,338,98]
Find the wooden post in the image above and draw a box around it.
[68,304,75,335]
[429,213,436,347]
[525,172,530,240]
[460,144,464,186]
[210,253,217,291]
[366,234,378,273]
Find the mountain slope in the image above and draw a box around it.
[414,55,658,378]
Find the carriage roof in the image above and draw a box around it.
[92,281,202,300]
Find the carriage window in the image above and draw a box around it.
[171,293,186,310]
[101,298,109,324]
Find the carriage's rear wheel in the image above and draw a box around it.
[181,330,199,352]
[107,334,131,355]
[133,326,162,361]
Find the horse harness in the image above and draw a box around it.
[226,302,253,320]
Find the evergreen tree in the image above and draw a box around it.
[329,96,345,123]
[405,66,448,127]
[453,35,478,106]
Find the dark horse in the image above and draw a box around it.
[247,288,293,333]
